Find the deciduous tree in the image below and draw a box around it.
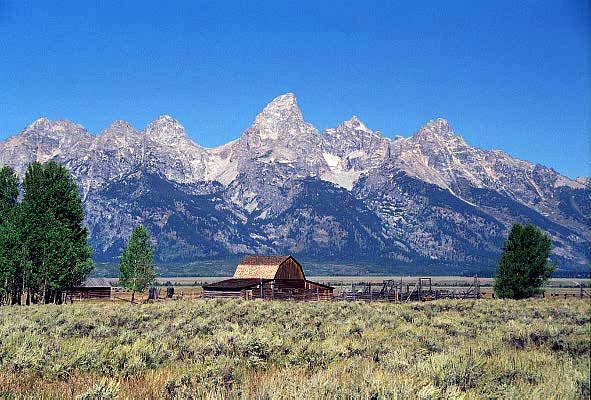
[0,166,18,224]
[0,167,22,304]
[118,225,155,302]
[494,223,555,299]
[21,161,93,303]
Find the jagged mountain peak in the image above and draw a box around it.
[264,92,298,111]
[241,93,320,146]
[25,117,86,133]
[414,118,455,139]
[98,120,140,142]
[342,115,369,131]
[27,117,51,129]
[337,115,376,136]
[151,114,180,124]
[253,93,304,127]
[146,114,184,130]
[323,115,385,145]
[0,117,92,174]
[108,120,135,130]
[144,115,195,146]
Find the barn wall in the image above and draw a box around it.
[275,258,305,280]
[203,290,245,299]
[305,281,334,300]
[68,288,111,299]
[248,280,333,301]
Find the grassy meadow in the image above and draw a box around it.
[0,298,589,399]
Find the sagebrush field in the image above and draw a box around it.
[0,299,588,399]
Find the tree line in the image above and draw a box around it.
[0,162,93,304]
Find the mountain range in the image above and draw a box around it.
[1,93,589,275]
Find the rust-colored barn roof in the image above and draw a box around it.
[233,255,303,280]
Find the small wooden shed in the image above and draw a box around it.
[203,255,333,301]
[68,278,112,299]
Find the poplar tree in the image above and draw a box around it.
[0,166,21,304]
[21,161,93,303]
[494,223,556,299]
[118,225,155,302]
[0,166,18,224]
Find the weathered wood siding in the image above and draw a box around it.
[68,288,111,299]
[275,258,305,280]
[246,280,333,301]
[203,290,245,299]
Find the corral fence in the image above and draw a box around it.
[338,276,482,302]
[337,277,591,302]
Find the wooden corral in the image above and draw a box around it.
[203,256,334,301]
[340,276,482,302]
[67,278,112,300]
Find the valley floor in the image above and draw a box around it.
[0,299,589,399]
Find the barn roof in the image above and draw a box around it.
[305,280,335,290]
[233,255,298,279]
[77,278,112,288]
[202,278,272,291]
[240,255,291,265]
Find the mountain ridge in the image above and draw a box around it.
[0,93,588,273]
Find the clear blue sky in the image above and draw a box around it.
[1,0,589,178]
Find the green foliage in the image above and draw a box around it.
[21,161,93,303]
[0,166,18,224]
[118,225,155,298]
[0,207,26,304]
[0,161,93,304]
[494,223,556,299]
[0,166,22,304]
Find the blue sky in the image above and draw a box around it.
[1,1,589,178]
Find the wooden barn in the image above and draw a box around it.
[203,256,333,301]
[68,278,112,300]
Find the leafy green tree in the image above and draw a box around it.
[0,166,21,304]
[494,223,556,299]
[118,225,155,302]
[21,161,93,303]
[0,207,26,304]
[0,166,19,224]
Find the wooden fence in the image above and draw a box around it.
[339,277,482,302]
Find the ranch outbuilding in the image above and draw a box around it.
[203,255,333,300]
[68,278,112,300]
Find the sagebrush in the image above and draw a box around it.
[0,299,588,399]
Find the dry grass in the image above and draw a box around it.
[0,298,588,399]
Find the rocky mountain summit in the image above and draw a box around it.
[1,93,588,273]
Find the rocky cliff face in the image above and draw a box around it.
[1,93,588,273]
